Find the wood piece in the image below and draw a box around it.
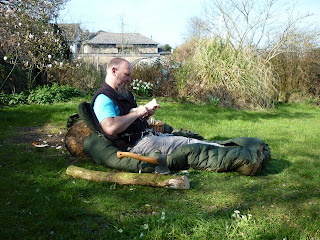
[65,121,92,158]
[66,165,190,190]
[117,151,159,164]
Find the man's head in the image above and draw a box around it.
[106,58,132,91]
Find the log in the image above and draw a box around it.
[66,165,190,190]
[65,121,92,158]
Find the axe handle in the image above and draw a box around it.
[117,151,159,165]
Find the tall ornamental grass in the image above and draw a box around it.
[176,37,278,109]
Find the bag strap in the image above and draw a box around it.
[78,102,99,132]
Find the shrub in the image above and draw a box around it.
[131,60,178,97]
[27,83,83,104]
[0,83,83,106]
[174,37,278,109]
[270,48,320,102]
[0,90,29,106]
[50,61,103,93]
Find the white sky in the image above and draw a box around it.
[58,0,320,48]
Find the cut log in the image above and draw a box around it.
[65,121,92,158]
[66,165,190,190]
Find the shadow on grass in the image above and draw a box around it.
[206,135,232,141]
[258,158,291,176]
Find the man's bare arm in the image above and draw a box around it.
[100,105,148,135]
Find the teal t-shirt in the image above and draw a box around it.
[93,94,120,123]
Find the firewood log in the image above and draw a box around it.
[66,165,190,190]
[65,121,92,158]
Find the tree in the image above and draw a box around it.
[159,44,172,52]
[184,16,210,40]
[0,0,71,91]
[200,0,315,59]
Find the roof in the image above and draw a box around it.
[87,32,158,45]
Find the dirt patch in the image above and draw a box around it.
[10,125,68,149]
[0,125,86,166]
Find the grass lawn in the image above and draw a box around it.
[0,98,319,239]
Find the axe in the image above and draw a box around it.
[117,151,171,174]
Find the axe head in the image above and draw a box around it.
[155,154,171,174]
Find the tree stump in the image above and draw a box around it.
[66,165,190,189]
[65,121,92,158]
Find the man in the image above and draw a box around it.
[91,57,222,154]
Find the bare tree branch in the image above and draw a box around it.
[199,0,315,55]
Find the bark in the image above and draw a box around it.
[65,121,92,158]
[66,165,190,190]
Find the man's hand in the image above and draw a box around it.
[144,98,160,117]
[101,106,148,135]
[129,99,160,117]
[146,106,158,116]
[136,105,149,118]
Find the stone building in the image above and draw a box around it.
[79,31,161,68]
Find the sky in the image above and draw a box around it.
[58,0,320,48]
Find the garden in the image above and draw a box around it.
[1,0,320,239]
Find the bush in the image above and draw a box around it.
[270,48,320,102]
[50,61,103,93]
[0,83,83,106]
[0,90,29,106]
[27,83,83,104]
[131,60,178,97]
[174,37,278,109]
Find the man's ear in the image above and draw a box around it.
[111,67,117,76]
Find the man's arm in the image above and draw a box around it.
[100,105,148,135]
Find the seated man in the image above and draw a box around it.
[91,57,223,154]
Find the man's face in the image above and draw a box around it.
[115,61,132,87]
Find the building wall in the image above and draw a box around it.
[83,45,118,54]
[79,55,161,65]
[79,44,161,71]
[138,47,158,54]
[82,44,158,54]
[78,54,165,74]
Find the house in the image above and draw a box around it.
[79,31,161,67]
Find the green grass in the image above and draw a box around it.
[0,98,319,239]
